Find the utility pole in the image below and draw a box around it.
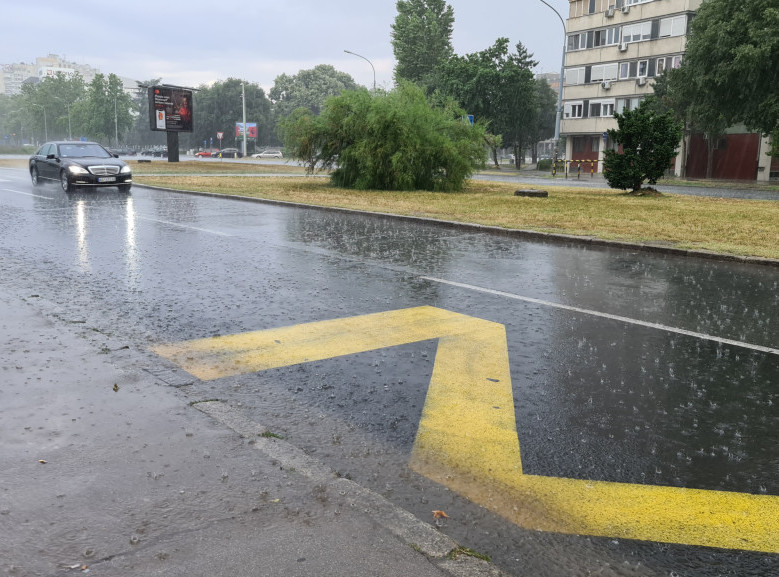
[241,82,247,158]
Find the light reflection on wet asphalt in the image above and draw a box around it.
[1,168,778,576]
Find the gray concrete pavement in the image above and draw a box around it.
[0,286,506,577]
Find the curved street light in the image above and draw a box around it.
[30,103,48,142]
[536,0,566,168]
[344,50,376,91]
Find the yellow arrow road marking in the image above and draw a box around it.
[153,306,779,553]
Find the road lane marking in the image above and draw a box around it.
[423,276,779,356]
[153,306,779,553]
[135,215,233,237]
[2,188,51,199]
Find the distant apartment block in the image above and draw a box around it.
[560,0,775,181]
[1,54,140,98]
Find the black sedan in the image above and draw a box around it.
[29,141,132,193]
[214,148,243,158]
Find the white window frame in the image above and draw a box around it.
[659,15,686,38]
[656,58,666,76]
[590,99,616,118]
[564,101,585,119]
[619,62,631,79]
[564,67,586,86]
[591,63,619,83]
[637,60,648,77]
[621,21,651,44]
[671,55,683,69]
[567,32,587,52]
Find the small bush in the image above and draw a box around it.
[536,159,553,171]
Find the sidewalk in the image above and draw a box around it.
[0,287,508,576]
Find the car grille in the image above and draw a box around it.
[88,165,120,176]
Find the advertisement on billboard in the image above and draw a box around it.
[148,86,194,132]
[235,122,258,139]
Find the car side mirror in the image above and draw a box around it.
[46,153,58,160]
[113,153,119,158]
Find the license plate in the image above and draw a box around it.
[98,176,116,183]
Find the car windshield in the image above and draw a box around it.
[59,144,112,159]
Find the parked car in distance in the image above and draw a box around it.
[214,148,243,158]
[194,149,219,157]
[252,150,283,159]
[29,141,132,193]
[109,147,137,156]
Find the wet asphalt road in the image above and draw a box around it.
[1,164,779,576]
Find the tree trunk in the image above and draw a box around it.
[531,142,538,165]
[705,135,715,179]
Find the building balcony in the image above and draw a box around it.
[561,116,618,136]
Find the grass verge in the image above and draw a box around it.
[133,169,779,261]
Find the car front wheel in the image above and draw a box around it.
[60,171,74,193]
[30,166,41,186]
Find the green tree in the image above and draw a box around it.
[528,78,558,164]
[603,101,683,193]
[435,38,539,168]
[391,0,455,90]
[280,82,485,192]
[192,79,273,151]
[270,65,358,120]
[70,73,133,145]
[666,0,779,155]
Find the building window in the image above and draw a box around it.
[595,27,620,47]
[656,58,666,76]
[659,15,687,38]
[567,33,587,52]
[671,55,683,68]
[638,60,648,77]
[619,62,630,79]
[625,0,655,5]
[590,100,615,117]
[565,67,586,85]
[564,102,585,119]
[621,21,651,43]
[591,63,619,82]
[573,137,586,153]
[616,97,644,114]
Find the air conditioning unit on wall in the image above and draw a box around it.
[622,5,631,13]
[601,81,612,89]
[606,6,615,17]
[619,42,628,51]
[636,77,647,86]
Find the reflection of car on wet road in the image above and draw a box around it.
[252,150,283,159]
[29,141,132,193]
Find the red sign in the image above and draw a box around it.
[217,132,224,140]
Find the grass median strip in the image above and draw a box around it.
[134,170,779,261]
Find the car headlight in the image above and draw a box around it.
[68,165,89,175]
[120,165,132,174]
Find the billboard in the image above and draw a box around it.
[148,86,193,132]
[235,122,258,139]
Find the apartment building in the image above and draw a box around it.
[560,0,775,181]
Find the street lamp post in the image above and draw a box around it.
[53,96,72,140]
[344,50,376,91]
[114,96,119,146]
[30,103,48,142]
[537,0,566,172]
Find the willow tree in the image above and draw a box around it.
[281,82,485,192]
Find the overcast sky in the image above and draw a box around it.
[2,0,570,92]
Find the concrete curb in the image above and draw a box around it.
[194,400,511,577]
[134,183,779,268]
